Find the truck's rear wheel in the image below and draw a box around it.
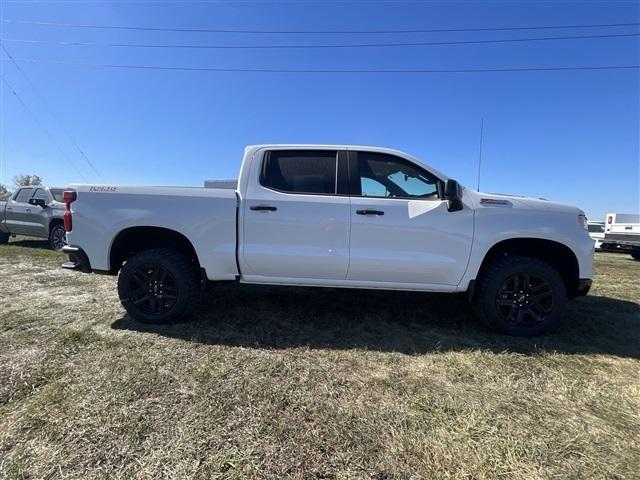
[631,251,640,261]
[117,248,200,324]
[473,255,567,336]
[0,232,9,245]
[49,223,67,251]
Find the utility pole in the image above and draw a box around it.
[476,117,484,192]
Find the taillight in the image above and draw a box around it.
[63,190,76,203]
[63,190,77,232]
[607,216,613,224]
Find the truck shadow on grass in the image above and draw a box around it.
[112,284,640,358]
[5,238,51,250]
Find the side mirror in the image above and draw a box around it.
[29,198,47,208]
[444,179,464,212]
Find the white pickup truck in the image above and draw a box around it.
[604,213,640,260]
[61,145,594,336]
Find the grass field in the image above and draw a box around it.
[1,237,639,479]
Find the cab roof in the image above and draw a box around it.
[243,144,450,181]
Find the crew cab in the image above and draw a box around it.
[0,186,68,250]
[61,145,594,336]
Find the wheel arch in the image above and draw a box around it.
[109,226,201,275]
[49,217,64,232]
[474,238,580,297]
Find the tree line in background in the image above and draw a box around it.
[0,175,44,200]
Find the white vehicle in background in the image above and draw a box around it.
[604,213,640,260]
[587,221,605,250]
[60,144,594,336]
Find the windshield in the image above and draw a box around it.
[50,189,64,202]
[588,224,605,233]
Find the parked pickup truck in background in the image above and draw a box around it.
[61,145,594,336]
[0,186,68,250]
[604,213,640,260]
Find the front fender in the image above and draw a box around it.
[457,203,593,291]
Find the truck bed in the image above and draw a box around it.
[66,185,240,280]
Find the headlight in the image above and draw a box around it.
[578,214,588,230]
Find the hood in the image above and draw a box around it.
[465,189,583,215]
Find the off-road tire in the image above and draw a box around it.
[117,248,200,324]
[473,255,567,336]
[0,231,9,244]
[631,251,640,261]
[49,222,67,251]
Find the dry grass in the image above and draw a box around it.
[1,237,639,479]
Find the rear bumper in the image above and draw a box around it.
[61,245,92,273]
[575,278,592,297]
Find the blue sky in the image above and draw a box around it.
[1,0,638,220]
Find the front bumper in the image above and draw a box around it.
[575,278,592,297]
[61,245,92,273]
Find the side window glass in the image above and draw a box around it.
[361,177,389,197]
[50,189,64,202]
[357,152,439,199]
[14,188,34,203]
[262,150,338,195]
[32,189,50,202]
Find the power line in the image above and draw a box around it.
[3,32,639,50]
[1,45,105,181]
[6,58,639,74]
[0,74,88,182]
[3,18,639,34]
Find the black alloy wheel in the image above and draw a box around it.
[125,263,179,315]
[473,255,567,336]
[50,224,67,251]
[495,272,554,327]
[117,248,200,324]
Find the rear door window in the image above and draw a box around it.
[261,150,338,195]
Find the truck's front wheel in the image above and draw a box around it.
[117,248,200,324]
[473,255,567,336]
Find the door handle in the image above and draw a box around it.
[250,205,277,212]
[356,209,384,216]
[6,207,12,211]
[25,208,31,212]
